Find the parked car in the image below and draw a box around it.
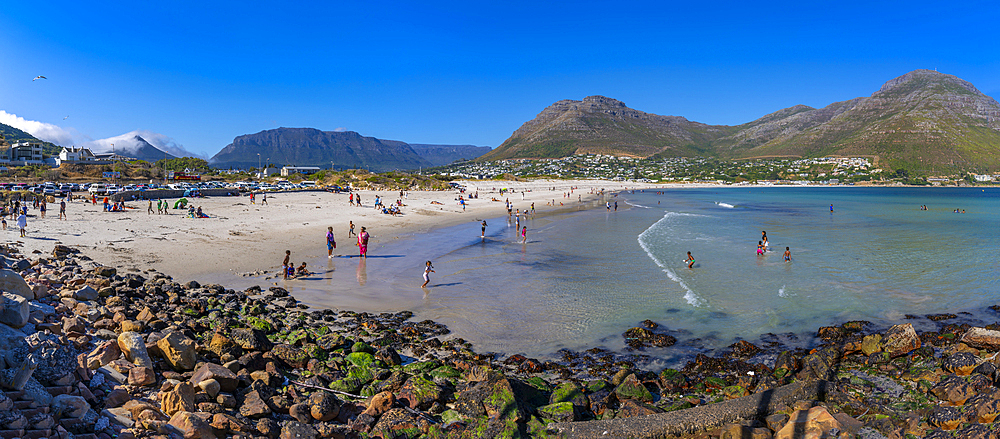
[89,184,107,195]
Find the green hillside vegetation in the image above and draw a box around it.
[0,122,62,156]
[484,70,1000,175]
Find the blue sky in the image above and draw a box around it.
[1,0,998,158]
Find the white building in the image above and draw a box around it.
[7,141,44,164]
[280,166,322,177]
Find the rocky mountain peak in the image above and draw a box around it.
[877,69,982,96]
[582,96,627,108]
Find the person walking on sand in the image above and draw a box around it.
[349,221,356,237]
[421,260,435,288]
[783,247,791,262]
[358,227,370,259]
[282,250,291,279]
[327,226,337,258]
[261,193,267,205]
[39,200,46,218]
[148,199,154,214]
[16,212,27,237]
[481,220,487,238]
[59,199,66,220]
[685,251,695,269]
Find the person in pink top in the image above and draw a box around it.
[358,227,369,259]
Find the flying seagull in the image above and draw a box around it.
[33,75,46,81]
[63,116,69,120]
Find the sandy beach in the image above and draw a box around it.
[9,179,655,282]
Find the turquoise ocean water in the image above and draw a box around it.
[219,187,1000,365]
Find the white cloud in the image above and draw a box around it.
[0,110,75,145]
[333,127,348,132]
[81,130,205,159]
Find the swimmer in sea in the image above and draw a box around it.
[783,247,791,262]
[757,241,765,255]
[685,251,695,269]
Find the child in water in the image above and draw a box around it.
[757,241,765,255]
[783,247,791,262]
[296,262,311,276]
[421,261,435,288]
[685,251,695,269]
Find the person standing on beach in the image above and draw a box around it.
[481,220,487,238]
[148,199,154,214]
[39,200,46,218]
[349,193,354,206]
[783,247,791,262]
[16,212,27,237]
[261,193,267,205]
[59,200,66,220]
[358,227,369,259]
[282,250,291,279]
[327,226,337,258]
[685,252,695,269]
[521,226,527,243]
[421,261,435,288]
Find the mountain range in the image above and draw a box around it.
[209,128,490,171]
[482,70,1000,173]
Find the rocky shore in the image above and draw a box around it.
[3,244,1000,438]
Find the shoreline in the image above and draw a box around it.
[2,241,999,438]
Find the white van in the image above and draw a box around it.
[300,181,316,187]
[89,184,107,195]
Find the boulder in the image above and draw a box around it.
[190,362,239,392]
[942,352,978,376]
[288,403,312,423]
[280,421,318,439]
[0,269,33,300]
[861,334,882,356]
[774,406,842,439]
[73,285,99,301]
[168,411,217,439]
[94,266,117,278]
[52,394,90,418]
[157,331,197,371]
[961,327,1000,351]
[882,323,920,357]
[198,379,221,398]
[398,375,443,410]
[363,391,395,417]
[928,406,963,430]
[117,331,153,368]
[161,382,196,416]
[230,328,272,351]
[309,391,340,422]
[537,402,578,422]
[614,373,655,402]
[128,366,156,387]
[86,340,121,369]
[271,344,309,369]
[240,389,272,418]
[0,292,29,328]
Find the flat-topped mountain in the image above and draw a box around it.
[210,128,490,171]
[484,70,1000,172]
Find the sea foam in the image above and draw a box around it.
[637,212,704,307]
